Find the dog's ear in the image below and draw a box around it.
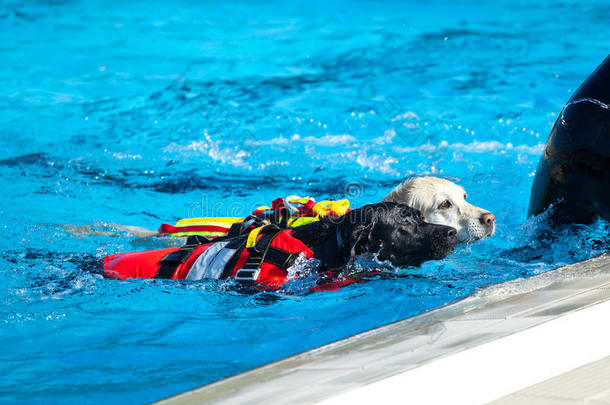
[349,220,376,257]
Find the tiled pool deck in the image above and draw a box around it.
[156,253,610,405]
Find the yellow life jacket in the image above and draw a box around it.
[157,196,351,238]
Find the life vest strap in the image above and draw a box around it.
[220,237,247,279]
[263,246,298,269]
[227,222,243,238]
[155,235,210,279]
[269,208,290,228]
[227,215,270,238]
[234,227,298,283]
[155,227,299,282]
[235,229,277,282]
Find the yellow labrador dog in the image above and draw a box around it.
[383,176,495,243]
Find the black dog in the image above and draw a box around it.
[103,202,458,287]
[291,202,458,271]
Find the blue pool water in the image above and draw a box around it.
[2,0,610,403]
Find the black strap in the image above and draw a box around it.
[227,222,243,238]
[226,215,270,239]
[154,235,210,279]
[269,208,290,228]
[186,235,211,245]
[264,246,298,269]
[219,237,247,279]
[279,208,289,228]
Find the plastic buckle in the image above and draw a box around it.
[234,268,261,282]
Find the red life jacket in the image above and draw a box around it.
[103,226,315,290]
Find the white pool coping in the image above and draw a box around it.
[155,253,610,405]
[490,354,610,404]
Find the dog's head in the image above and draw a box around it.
[383,176,495,243]
[341,202,458,267]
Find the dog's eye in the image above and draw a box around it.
[438,200,453,209]
[464,193,467,200]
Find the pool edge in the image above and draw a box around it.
[153,253,610,405]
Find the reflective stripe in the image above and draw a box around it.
[287,217,317,227]
[186,241,236,280]
[168,231,226,238]
[158,224,230,235]
[174,217,243,227]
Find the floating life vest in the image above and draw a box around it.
[157,196,351,239]
[103,225,315,290]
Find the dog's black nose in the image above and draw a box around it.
[432,225,457,238]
